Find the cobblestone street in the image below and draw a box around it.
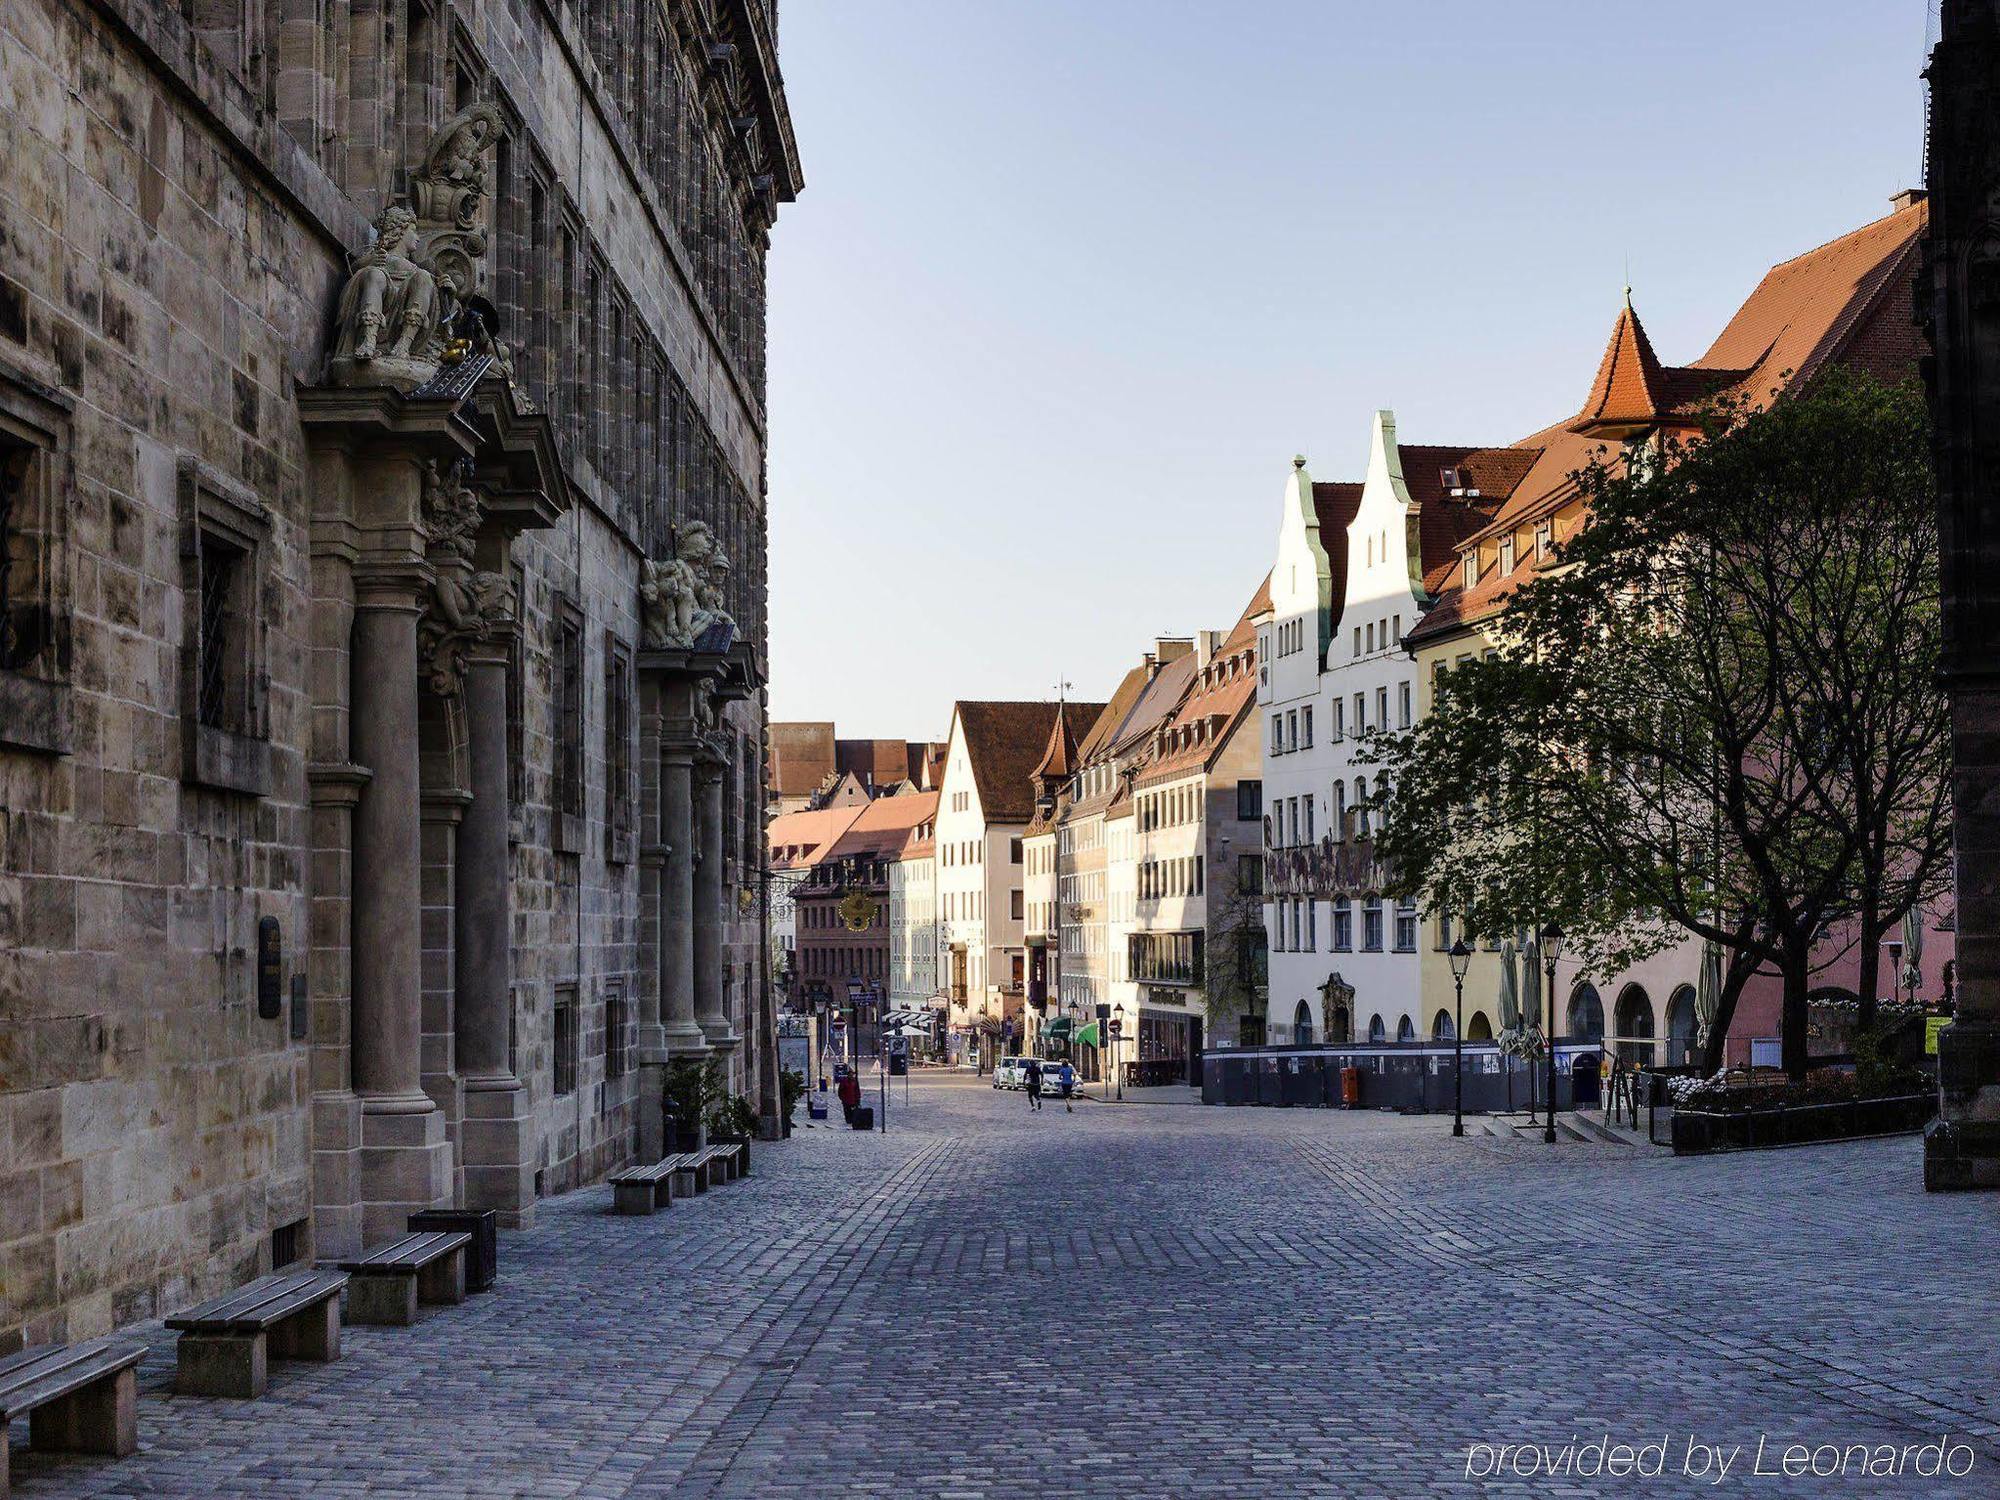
[18,1073,2000,1499]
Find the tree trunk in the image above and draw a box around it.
[1698,956,1758,1076]
[1856,905,1882,1033]
[1780,952,1811,1081]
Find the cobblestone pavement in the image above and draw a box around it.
[18,1073,2000,1499]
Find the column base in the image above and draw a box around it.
[664,1020,710,1057]
[637,1060,668,1162]
[357,1093,455,1246]
[1925,1021,2000,1191]
[699,1018,741,1052]
[460,1076,537,1228]
[310,1089,365,1262]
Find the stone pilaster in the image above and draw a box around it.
[350,569,455,1241]
[660,739,707,1056]
[418,786,469,1202]
[458,644,535,1222]
[635,672,670,1159]
[695,749,737,1051]
[1925,0,2000,1188]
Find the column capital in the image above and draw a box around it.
[353,562,432,614]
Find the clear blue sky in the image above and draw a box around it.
[765,0,1933,742]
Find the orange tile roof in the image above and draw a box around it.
[1409,199,1927,646]
[955,701,1107,825]
[825,790,939,862]
[767,804,868,869]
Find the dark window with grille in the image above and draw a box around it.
[0,439,49,672]
[604,634,632,855]
[553,990,578,1097]
[605,985,629,1080]
[555,601,585,824]
[195,531,246,730]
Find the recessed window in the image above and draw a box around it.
[604,983,630,1080]
[1463,552,1478,590]
[177,458,271,793]
[1499,535,1515,575]
[604,634,633,861]
[554,988,578,1097]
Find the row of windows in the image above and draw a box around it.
[1269,683,1417,759]
[549,983,631,1099]
[1139,855,1204,901]
[1462,522,1555,591]
[1275,617,1309,657]
[1130,930,1204,986]
[798,944,888,979]
[1270,779,1380,847]
[1271,896,1419,954]
[1350,613,1405,660]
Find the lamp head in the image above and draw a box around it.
[1449,939,1472,982]
[1539,921,1565,964]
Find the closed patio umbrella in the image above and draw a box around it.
[1521,934,1542,1031]
[1695,939,1721,1047]
[1498,940,1521,1032]
[1901,907,1925,995]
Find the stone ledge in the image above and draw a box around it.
[181,721,271,797]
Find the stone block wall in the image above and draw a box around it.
[0,0,792,1347]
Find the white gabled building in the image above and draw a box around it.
[888,811,939,1043]
[934,700,1102,1069]
[1259,416,1536,1046]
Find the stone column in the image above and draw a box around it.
[1925,0,2000,1189]
[350,572,454,1243]
[457,643,535,1223]
[696,751,737,1050]
[661,739,708,1056]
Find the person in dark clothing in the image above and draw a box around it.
[1024,1056,1044,1111]
[836,1068,861,1124]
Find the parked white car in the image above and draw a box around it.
[992,1056,1030,1090]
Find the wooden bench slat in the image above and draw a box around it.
[166,1270,347,1333]
[0,1338,145,1421]
[338,1231,469,1273]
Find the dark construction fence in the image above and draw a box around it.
[1200,1041,1603,1114]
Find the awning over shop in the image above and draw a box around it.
[1044,1018,1074,1040]
[1073,1021,1100,1047]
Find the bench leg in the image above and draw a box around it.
[28,1365,138,1458]
[347,1272,419,1326]
[417,1249,466,1307]
[177,1332,267,1399]
[613,1181,657,1216]
[652,1177,675,1211]
[270,1297,341,1362]
[673,1169,699,1198]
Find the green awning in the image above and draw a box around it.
[1073,1022,1100,1047]
[1045,1018,1074,1039]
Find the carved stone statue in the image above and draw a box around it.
[328,103,508,393]
[331,205,442,376]
[418,462,509,696]
[639,522,737,651]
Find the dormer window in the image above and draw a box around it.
[1463,551,1478,590]
[1535,521,1553,560]
[1498,536,1515,575]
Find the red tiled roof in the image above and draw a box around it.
[1409,199,1928,647]
[1394,443,1539,596]
[767,804,868,869]
[955,701,1107,825]
[1032,700,1081,784]
[824,791,939,862]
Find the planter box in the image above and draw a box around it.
[1671,1093,1933,1154]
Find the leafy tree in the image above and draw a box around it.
[1205,859,1270,1046]
[1370,370,1947,1078]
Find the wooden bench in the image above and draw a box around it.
[687,1145,736,1188]
[0,1338,145,1497]
[165,1269,348,1399]
[607,1157,679,1215]
[338,1232,470,1326]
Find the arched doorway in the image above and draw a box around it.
[1395,1015,1415,1042]
[1367,1014,1385,1043]
[1467,1011,1493,1041]
[1292,1000,1313,1046]
[1614,983,1655,1065]
[1567,983,1604,1042]
[1665,985,1698,1066]
[1432,1009,1455,1040]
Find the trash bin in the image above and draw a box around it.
[1340,1066,1363,1108]
[849,1105,874,1130]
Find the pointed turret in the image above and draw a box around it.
[1569,291,1671,438]
[1031,699,1078,796]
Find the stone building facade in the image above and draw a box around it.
[0,0,797,1350]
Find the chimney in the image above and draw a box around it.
[1143,650,1158,682]
[1891,187,1928,212]
[1154,636,1195,666]
[1196,629,1225,669]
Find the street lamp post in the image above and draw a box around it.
[1449,939,1472,1137]
[1114,1005,1126,1101]
[1540,922,1564,1145]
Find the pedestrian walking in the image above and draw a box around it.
[1024,1056,1043,1112]
[1057,1059,1075,1112]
